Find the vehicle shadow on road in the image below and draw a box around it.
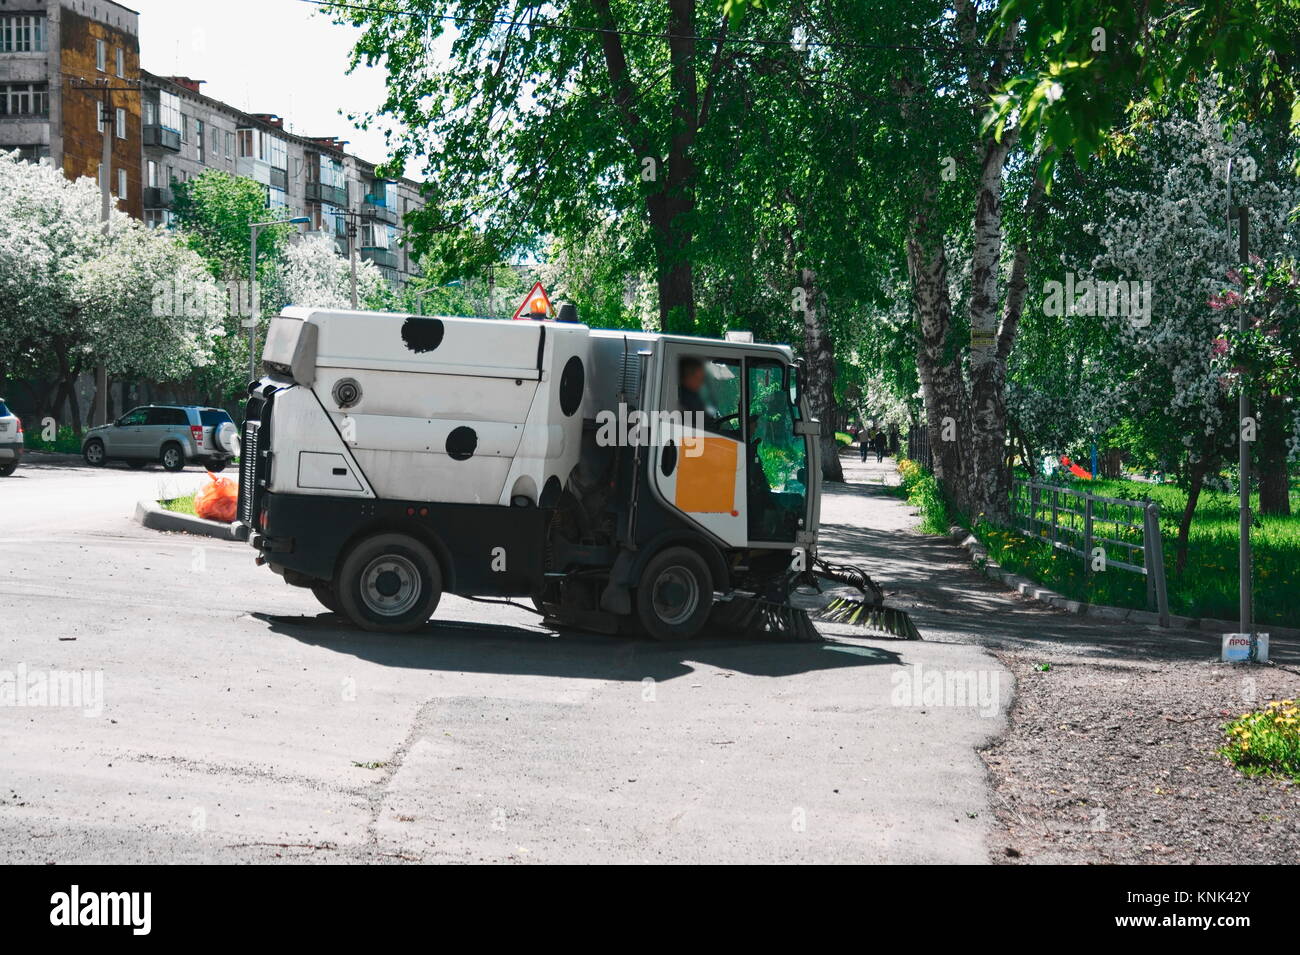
[252,612,905,682]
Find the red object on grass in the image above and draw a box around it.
[195,472,239,523]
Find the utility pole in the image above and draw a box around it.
[95,83,111,426]
[72,77,132,427]
[1236,205,1253,646]
[348,216,359,309]
[1227,158,1253,649]
[334,209,378,309]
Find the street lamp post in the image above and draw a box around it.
[247,217,311,384]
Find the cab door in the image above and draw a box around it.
[650,345,748,547]
[743,358,813,546]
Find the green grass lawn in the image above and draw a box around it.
[159,494,197,516]
[974,477,1299,627]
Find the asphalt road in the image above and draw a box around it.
[0,454,1007,863]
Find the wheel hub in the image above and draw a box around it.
[360,555,421,616]
[652,566,698,626]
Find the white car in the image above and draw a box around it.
[0,398,22,476]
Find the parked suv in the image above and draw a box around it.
[82,405,235,472]
[0,398,22,476]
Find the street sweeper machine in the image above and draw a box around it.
[235,305,920,641]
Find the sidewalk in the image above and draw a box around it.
[822,451,1297,664]
[822,451,1300,865]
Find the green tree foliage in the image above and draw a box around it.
[171,170,296,282]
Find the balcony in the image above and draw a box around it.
[306,181,348,207]
[143,186,173,209]
[143,125,181,151]
[235,156,271,185]
[360,247,398,270]
[269,166,288,191]
[362,198,398,224]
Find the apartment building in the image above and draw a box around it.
[1,1,423,286]
[0,0,142,218]
[139,72,422,285]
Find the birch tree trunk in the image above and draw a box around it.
[799,268,845,482]
[965,137,1014,522]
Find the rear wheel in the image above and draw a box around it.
[160,443,185,472]
[635,546,713,641]
[0,460,16,477]
[83,439,105,467]
[337,533,442,633]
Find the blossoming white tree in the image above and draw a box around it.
[1088,99,1300,554]
[0,151,220,429]
[277,230,391,311]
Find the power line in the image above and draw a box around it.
[299,0,1018,55]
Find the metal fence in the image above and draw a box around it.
[1009,480,1170,627]
[906,424,932,470]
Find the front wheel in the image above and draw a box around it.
[83,439,106,467]
[337,533,442,633]
[635,546,714,641]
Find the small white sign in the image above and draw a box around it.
[1222,632,1269,664]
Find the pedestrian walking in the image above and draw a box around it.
[874,429,887,463]
[859,428,871,462]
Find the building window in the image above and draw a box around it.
[155,91,181,132]
[147,160,158,189]
[180,114,189,143]
[0,15,46,52]
[117,168,127,200]
[0,83,49,117]
[196,119,204,162]
[268,135,287,171]
[115,47,125,78]
[116,107,126,140]
[96,39,107,72]
[225,130,234,158]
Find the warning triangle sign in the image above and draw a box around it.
[511,282,555,321]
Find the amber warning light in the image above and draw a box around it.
[511,281,555,320]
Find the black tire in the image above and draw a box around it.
[336,533,442,633]
[160,443,185,472]
[205,460,227,473]
[83,439,106,467]
[635,546,714,641]
[311,582,342,615]
[0,460,17,477]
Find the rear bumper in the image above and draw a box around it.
[0,440,22,461]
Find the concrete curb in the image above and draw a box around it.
[134,499,248,542]
[948,525,1300,639]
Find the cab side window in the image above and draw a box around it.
[119,409,148,427]
[676,355,741,435]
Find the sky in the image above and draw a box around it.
[126,0,410,173]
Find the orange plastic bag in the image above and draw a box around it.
[195,471,239,523]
